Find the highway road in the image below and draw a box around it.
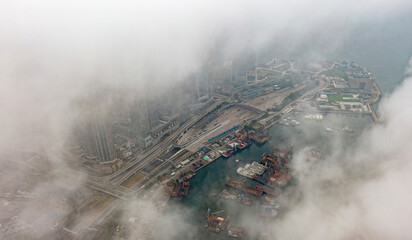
[105,99,225,186]
[57,99,227,239]
[81,98,226,201]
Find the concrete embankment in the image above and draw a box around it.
[369,104,380,123]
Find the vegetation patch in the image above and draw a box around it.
[327,94,360,102]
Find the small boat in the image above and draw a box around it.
[227,226,246,238]
[235,159,240,163]
[325,127,334,132]
[342,126,354,133]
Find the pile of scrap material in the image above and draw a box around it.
[237,193,253,206]
[219,189,237,200]
[261,147,292,168]
[205,208,229,233]
[253,134,269,144]
[267,168,291,187]
[237,161,267,179]
[261,153,279,168]
[243,185,263,196]
[260,145,294,187]
[248,129,270,144]
[273,146,293,166]
[219,190,253,206]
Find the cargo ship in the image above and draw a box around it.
[226,180,243,190]
[226,180,263,196]
[219,144,237,158]
[236,140,251,150]
[218,149,236,158]
[254,184,279,197]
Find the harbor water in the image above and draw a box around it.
[164,113,373,239]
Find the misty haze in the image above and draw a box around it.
[1,1,412,239]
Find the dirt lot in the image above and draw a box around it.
[120,172,146,188]
[246,85,306,111]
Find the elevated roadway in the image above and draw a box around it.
[106,99,226,187]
